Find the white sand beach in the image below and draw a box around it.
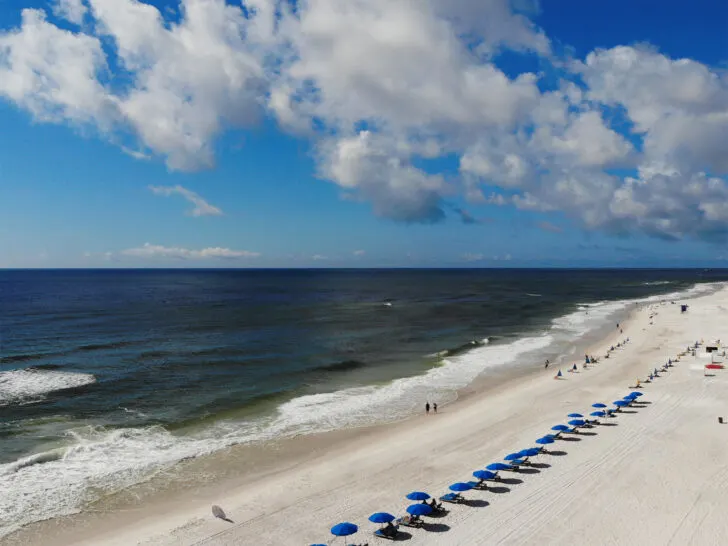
[9,285,728,546]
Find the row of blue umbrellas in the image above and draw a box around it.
[316,391,646,543]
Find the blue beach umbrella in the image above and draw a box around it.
[473,469,497,480]
[487,462,512,471]
[449,482,473,492]
[520,448,541,457]
[631,392,643,398]
[552,424,570,432]
[568,419,585,426]
[590,411,606,417]
[592,403,607,408]
[368,512,395,524]
[567,413,584,418]
[406,491,430,501]
[504,452,523,461]
[614,400,628,407]
[407,504,433,517]
[331,522,358,537]
[535,436,555,445]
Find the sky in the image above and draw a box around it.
[0,0,727,268]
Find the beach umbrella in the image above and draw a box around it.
[551,424,570,432]
[535,436,554,445]
[473,470,497,480]
[630,392,643,397]
[567,413,583,418]
[556,369,563,378]
[487,462,512,471]
[406,491,430,501]
[449,482,473,492]
[331,522,358,537]
[407,504,433,517]
[504,452,523,461]
[592,403,607,408]
[614,400,628,407]
[520,448,541,457]
[368,513,395,524]
[590,411,606,417]
[568,419,585,426]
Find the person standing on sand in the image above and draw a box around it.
[425,402,430,414]
[545,359,550,369]
[433,403,438,414]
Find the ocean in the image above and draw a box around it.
[1,268,726,537]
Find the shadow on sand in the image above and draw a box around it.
[422,522,450,533]
[463,499,489,508]
[497,477,524,485]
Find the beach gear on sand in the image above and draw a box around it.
[473,469,497,481]
[406,504,433,516]
[567,413,584,418]
[330,522,358,537]
[368,512,395,524]
[405,491,430,501]
[535,436,555,445]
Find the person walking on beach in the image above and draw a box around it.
[425,402,430,414]
[545,359,550,369]
[433,403,438,414]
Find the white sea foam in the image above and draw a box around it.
[0,281,724,538]
[0,369,96,406]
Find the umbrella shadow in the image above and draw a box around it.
[559,436,582,442]
[463,499,489,508]
[393,531,414,541]
[620,410,638,414]
[426,510,449,519]
[485,486,510,494]
[496,477,523,485]
[422,522,450,533]
[578,431,597,436]
[528,462,551,469]
[598,422,618,427]
[515,467,540,475]
[545,450,568,456]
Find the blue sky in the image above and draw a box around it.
[0,0,727,267]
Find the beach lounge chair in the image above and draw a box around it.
[427,499,444,512]
[374,523,399,540]
[440,492,464,504]
[397,515,422,528]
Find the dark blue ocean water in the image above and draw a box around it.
[0,268,726,536]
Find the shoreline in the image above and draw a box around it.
[3,284,701,546]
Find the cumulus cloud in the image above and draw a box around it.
[148,184,222,216]
[0,2,727,241]
[53,0,88,25]
[122,243,259,259]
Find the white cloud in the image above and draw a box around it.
[121,243,259,259]
[53,0,88,25]
[353,250,365,256]
[148,184,222,216]
[0,3,728,241]
[312,254,327,261]
[462,253,484,262]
